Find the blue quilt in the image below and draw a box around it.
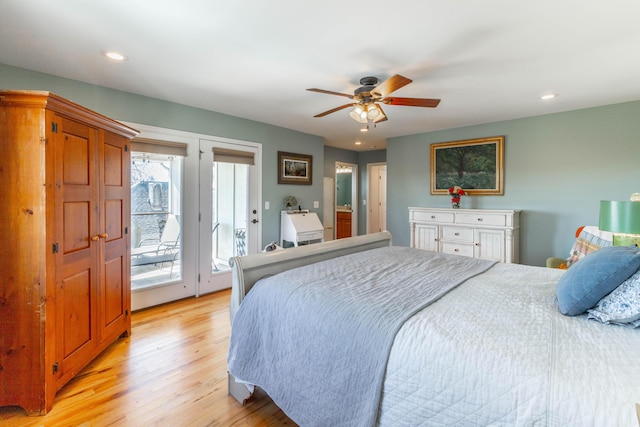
[227,246,496,426]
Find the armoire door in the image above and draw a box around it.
[100,130,130,343]
[54,115,100,387]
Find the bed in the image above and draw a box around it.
[227,231,640,426]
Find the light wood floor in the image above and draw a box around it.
[0,290,296,427]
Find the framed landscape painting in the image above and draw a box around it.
[430,136,504,195]
[278,151,313,185]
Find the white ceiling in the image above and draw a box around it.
[2,1,640,151]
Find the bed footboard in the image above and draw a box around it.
[228,373,254,405]
[228,231,392,322]
[227,231,392,405]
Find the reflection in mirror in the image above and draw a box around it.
[336,165,352,206]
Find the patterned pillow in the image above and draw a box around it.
[566,226,613,267]
[588,269,640,327]
[556,245,640,316]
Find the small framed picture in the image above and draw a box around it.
[278,151,312,185]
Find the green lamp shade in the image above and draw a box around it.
[599,200,640,234]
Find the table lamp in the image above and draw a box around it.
[599,196,640,246]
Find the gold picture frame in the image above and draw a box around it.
[430,136,504,195]
[278,151,313,185]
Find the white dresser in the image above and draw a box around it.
[409,207,521,263]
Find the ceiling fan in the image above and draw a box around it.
[307,74,440,126]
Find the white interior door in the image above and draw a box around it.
[368,163,387,233]
[198,138,261,295]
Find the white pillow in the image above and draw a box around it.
[587,269,640,327]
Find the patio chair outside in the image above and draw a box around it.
[131,214,181,275]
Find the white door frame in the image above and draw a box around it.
[123,123,262,309]
[334,162,358,237]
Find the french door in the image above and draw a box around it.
[198,138,261,295]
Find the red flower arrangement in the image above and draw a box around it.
[448,186,465,208]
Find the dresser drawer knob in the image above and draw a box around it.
[454,248,459,252]
[431,215,436,219]
[454,232,460,236]
[477,218,483,221]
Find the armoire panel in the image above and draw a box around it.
[61,269,92,358]
[63,201,90,253]
[104,257,124,326]
[104,143,122,186]
[62,133,90,185]
[105,199,123,242]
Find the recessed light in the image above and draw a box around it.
[540,93,557,100]
[360,127,368,132]
[355,141,362,145]
[103,51,127,61]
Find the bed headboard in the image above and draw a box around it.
[228,231,393,321]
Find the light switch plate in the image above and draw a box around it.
[265,201,270,210]
[313,201,319,208]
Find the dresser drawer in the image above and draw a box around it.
[455,212,507,226]
[441,242,474,257]
[411,210,454,223]
[441,226,474,241]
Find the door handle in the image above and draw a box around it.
[251,219,259,224]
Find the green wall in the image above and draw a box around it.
[0,63,324,246]
[6,62,636,266]
[387,101,640,266]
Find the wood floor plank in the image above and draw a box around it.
[0,290,296,427]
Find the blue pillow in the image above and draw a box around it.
[556,245,640,316]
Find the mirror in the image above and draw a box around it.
[335,162,357,239]
[336,168,352,206]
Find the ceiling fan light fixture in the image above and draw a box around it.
[350,105,368,123]
[367,104,381,120]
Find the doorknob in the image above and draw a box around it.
[251,219,259,224]
[252,209,257,214]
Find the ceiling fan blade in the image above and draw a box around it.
[372,74,412,97]
[383,97,441,108]
[313,103,356,117]
[307,88,354,99]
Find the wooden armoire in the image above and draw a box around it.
[0,91,138,415]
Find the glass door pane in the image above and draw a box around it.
[130,152,183,290]
[211,162,249,273]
